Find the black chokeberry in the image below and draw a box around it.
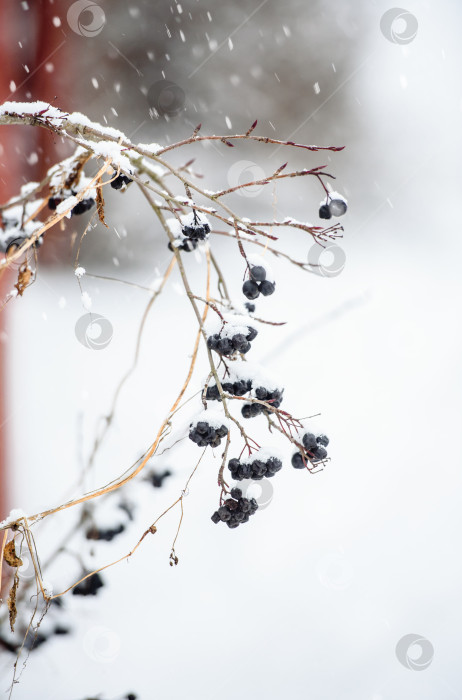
[245,302,255,313]
[211,493,258,529]
[302,432,318,451]
[319,204,332,220]
[250,265,266,282]
[243,279,260,300]
[73,198,95,216]
[259,280,275,296]
[73,572,104,596]
[291,452,305,469]
[111,173,133,190]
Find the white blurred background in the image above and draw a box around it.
[1,0,462,698]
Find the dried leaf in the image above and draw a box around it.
[7,575,19,632]
[96,184,108,228]
[4,540,23,568]
[14,264,33,296]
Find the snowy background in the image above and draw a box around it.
[1,0,462,698]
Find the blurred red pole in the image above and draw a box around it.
[0,2,76,518]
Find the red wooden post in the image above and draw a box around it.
[0,3,76,518]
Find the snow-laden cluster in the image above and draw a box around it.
[318,190,348,220]
[0,200,44,253]
[205,360,284,418]
[167,211,211,252]
[291,426,330,468]
[206,313,258,357]
[189,409,230,447]
[228,447,283,481]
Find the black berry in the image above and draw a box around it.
[250,265,266,282]
[319,204,332,219]
[259,280,275,296]
[243,280,260,300]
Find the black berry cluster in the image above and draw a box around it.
[48,192,95,216]
[211,487,258,528]
[72,572,105,597]
[145,468,172,488]
[181,217,210,241]
[242,259,275,300]
[292,431,330,468]
[207,324,257,357]
[168,212,211,253]
[319,193,348,220]
[85,523,125,542]
[110,172,133,190]
[189,416,229,448]
[228,453,282,480]
[241,385,284,418]
[206,377,252,401]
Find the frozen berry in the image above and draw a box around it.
[316,434,329,447]
[302,432,318,451]
[111,173,133,190]
[243,280,259,300]
[245,302,255,313]
[259,280,275,296]
[291,452,305,469]
[73,572,104,596]
[319,204,332,219]
[311,446,328,461]
[250,265,266,282]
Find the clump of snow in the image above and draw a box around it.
[241,446,283,465]
[320,190,348,207]
[206,312,254,340]
[191,409,229,430]
[74,266,86,279]
[90,140,134,174]
[0,508,27,529]
[56,195,79,217]
[136,142,162,155]
[0,101,67,127]
[165,217,182,237]
[66,112,127,141]
[300,417,327,438]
